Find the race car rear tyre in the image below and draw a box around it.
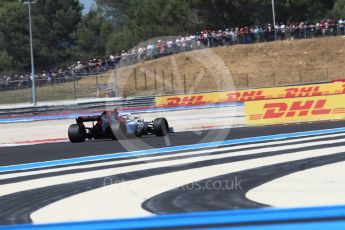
[153,118,169,137]
[68,124,86,143]
[111,122,127,140]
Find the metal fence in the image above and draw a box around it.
[1,65,343,105]
[0,73,116,104]
[120,67,343,95]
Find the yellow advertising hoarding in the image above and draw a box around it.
[155,82,345,107]
[245,94,345,125]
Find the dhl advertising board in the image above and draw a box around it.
[245,94,345,125]
[155,82,345,107]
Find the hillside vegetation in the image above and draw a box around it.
[1,36,345,103]
[0,0,338,73]
[114,36,345,96]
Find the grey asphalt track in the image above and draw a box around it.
[1,120,345,167]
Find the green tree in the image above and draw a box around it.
[276,0,335,23]
[0,0,339,73]
[0,0,17,8]
[189,0,335,27]
[0,2,30,71]
[0,50,14,71]
[73,9,113,58]
[96,0,130,27]
[103,0,199,52]
[106,27,137,54]
[0,0,82,72]
[32,0,82,69]
[332,0,345,18]
[190,0,258,27]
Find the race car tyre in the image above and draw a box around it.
[111,122,127,140]
[153,117,169,136]
[135,129,143,137]
[68,124,86,143]
[135,123,145,137]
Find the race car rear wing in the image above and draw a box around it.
[76,116,101,123]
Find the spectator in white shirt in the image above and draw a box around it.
[339,18,345,35]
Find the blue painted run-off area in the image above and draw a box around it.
[1,205,345,229]
[0,102,243,123]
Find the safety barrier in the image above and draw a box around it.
[245,94,345,125]
[155,82,345,107]
[0,96,155,116]
[2,81,345,118]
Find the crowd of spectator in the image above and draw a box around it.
[0,58,117,90]
[116,18,345,66]
[2,18,345,91]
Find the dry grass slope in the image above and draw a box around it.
[116,36,345,97]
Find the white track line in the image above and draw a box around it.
[246,161,345,207]
[1,132,344,181]
[1,137,345,197]
[31,146,345,223]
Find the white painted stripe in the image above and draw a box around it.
[1,137,344,197]
[0,144,17,147]
[31,146,345,223]
[246,161,345,207]
[1,132,344,181]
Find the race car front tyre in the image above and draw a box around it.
[111,122,127,140]
[135,123,145,137]
[153,117,169,136]
[68,124,86,143]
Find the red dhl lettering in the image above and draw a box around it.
[262,99,331,119]
[263,103,287,119]
[286,101,314,117]
[311,100,332,115]
[166,97,181,106]
[342,84,345,93]
[240,90,266,101]
[284,86,322,98]
[226,92,241,102]
[166,95,206,106]
[226,90,265,102]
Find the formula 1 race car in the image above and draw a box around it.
[68,110,173,143]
